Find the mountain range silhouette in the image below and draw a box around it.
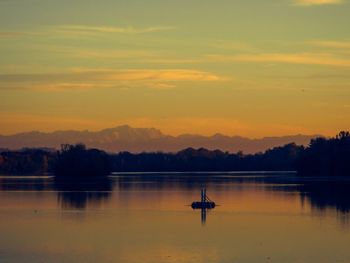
[0,125,319,153]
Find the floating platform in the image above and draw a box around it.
[191,201,215,209]
[191,189,216,209]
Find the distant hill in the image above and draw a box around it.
[0,125,320,154]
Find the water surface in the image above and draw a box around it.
[0,172,349,263]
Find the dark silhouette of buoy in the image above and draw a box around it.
[191,188,215,209]
[191,188,215,224]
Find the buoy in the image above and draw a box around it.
[191,189,215,209]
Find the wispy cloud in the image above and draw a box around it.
[53,25,176,36]
[309,40,350,49]
[293,0,344,6]
[0,31,32,38]
[30,83,111,91]
[71,68,222,81]
[0,69,223,91]
[48,47,201,64]
[207,53,350,67]
[0,24,175,39]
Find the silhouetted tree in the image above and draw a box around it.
[297,131,350,176]
[54,144,111,177]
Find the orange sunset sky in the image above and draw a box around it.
[0,0,349,137]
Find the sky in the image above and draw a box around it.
[0,0,349,137]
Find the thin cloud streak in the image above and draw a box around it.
[310,40,350,49]
[207,53,350,67]
[54,25,176,35]
[48,47,202,64]
[293,0,344,6]
[0,31,33,37]
[0,25,175,40]
[71,69,223,81]
[0,69,224,91]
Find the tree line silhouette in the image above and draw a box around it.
[0,131,349,176]
[111,143,302,172]
[0,148,54,175]
[297,131,350,176]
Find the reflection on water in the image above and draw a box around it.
[201,208,207,224]
[1,173,350,219]
[300,181,350,213]
[1,173,350,263]
[54,177,114,209]
[1,173,350,220]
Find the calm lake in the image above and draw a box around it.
[0,172,350,263]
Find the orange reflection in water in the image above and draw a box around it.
[0,175,350,263]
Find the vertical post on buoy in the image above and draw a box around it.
[201,188,206,203]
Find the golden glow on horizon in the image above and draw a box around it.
[0,113,339,137]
